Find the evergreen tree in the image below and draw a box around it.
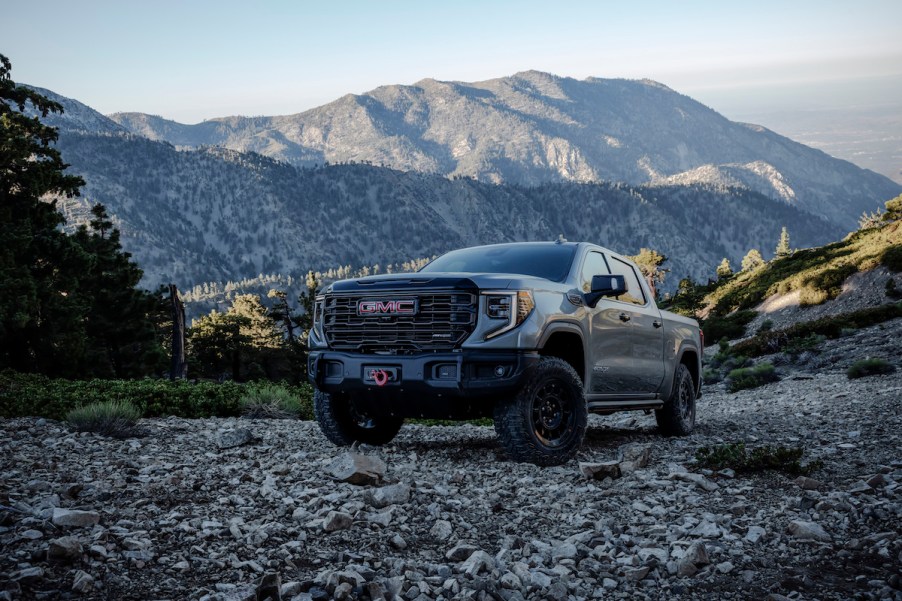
[716,258,733,280]
[629,248,668,300]
[740,249,765,272]
[187,310,250,381]
[775,227,791,257]
[72,204,168,377]
[0,54,166,377]
[884,194,902,221]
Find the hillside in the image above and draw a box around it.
[700,218,902,317]
[49,127,843,294]
[104,72,902,230]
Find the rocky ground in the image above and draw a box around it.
[2,321,901,601]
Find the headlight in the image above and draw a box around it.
[312,295,325,339]
[483,290,534,339]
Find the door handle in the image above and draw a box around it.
[619,313,631,322]
[653,320,663,328]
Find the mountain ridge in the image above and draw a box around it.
[99,71,900,230]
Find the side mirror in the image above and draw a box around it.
[584,274,628,308]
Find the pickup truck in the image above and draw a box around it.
[308,241,702,466]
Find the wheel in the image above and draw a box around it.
[656,363,696,436]
[313,389,404,446]
[493,357,587,466]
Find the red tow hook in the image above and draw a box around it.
[371,369,389,387]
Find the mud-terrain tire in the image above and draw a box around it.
[656,363,696,436]
[493,357,588,466]
[314,389,404,446]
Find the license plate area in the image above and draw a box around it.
[363,366,400,386]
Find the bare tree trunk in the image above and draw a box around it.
[169,284,188,380]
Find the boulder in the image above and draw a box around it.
[323,511,353,532]
[52,509,100,528]
[788,520,830,542]
[364,483,410,508]
[216,428,257,449]
[47,536,82,562]
[326,453,386,485]
[579,461,621,480]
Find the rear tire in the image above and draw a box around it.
[493,357,587,466]
[656,363,696,436]
[314,389,404,446]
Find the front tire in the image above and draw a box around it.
[493,357,587,466]
[656,363,696,436]
[314,389,404,446]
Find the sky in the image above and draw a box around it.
[4,0,902,124]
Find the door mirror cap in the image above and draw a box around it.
[585,274,628,308]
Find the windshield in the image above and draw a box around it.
[420,244,577,282]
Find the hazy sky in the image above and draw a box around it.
[4,0,902,123]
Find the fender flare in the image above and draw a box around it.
[536,321,585,349]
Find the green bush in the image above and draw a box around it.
[784,334,826,358]
[0,371,315,421]
[757,319,774,333]
[726,362,779,392]
[702,310,757,344]
[887,279,902,299]
[695,442,821,475]
[847,358,896,379]
[732,302,902,358]
[240,382,308,419]
[882,245,902,272]
[702,368,722,385]
[66,400,141,438]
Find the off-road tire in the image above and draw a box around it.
[656,363,696,436]
[493,357,588,466]
[314,389,404,446]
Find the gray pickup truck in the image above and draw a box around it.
[308,241,702,466]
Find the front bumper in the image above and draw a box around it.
[307,349,540,419]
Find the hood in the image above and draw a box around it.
[327,272,539,293]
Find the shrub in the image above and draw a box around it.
[240,382,305,419]
[731,302,902,358]
[702,368,722,385]
[886,279,902,299]
[0,371,315,421]
[757,319,774,333]
[66,400,141,438]
[726,362,779,392]
[702,310,757,344]
[695,442,822,475]
[784,334,826,358]
[847,358,896,379]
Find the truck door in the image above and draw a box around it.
[579,251,634,394]
[606,256,666,394]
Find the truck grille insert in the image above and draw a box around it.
[323,291,477,353]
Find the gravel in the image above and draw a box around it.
[1,319,901,600]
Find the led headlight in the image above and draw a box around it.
[312,295,325,341]
[483,290,535,339]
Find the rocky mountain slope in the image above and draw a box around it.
[51,131,842,293]
[23,87,843,295]
[1,313,900,600]
[105,72,901,230]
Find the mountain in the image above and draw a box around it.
[107,71,901,230]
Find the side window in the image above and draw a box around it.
[579,251,610,293]
[609,257,647,305]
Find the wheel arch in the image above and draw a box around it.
[537,322,586,384]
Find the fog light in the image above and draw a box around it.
[494,365,506,377]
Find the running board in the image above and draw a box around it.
[588,398,664,413]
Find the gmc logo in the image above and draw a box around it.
[357,299,418,316]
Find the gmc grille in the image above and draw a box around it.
[323,291,477,353]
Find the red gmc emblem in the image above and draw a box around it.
[357,299,418,316]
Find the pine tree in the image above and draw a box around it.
[1,55,167,377]
[775,227,791,258]
[629,248,668,300]
[716,258,733,280]
[740,249,765,272]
